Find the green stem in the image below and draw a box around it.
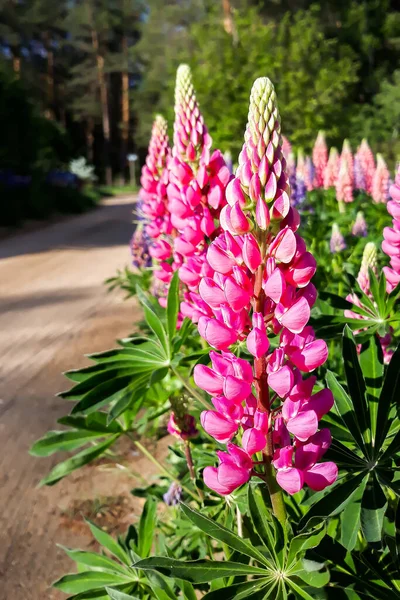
[184,440,204,503]
[170,367,212,409]
[263,455,287,524]
[132,438,202,503]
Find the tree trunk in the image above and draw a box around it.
[12,54,20,77]
[89,5,112,186]
[86,118,95,164]
[120,35,130,185]
[221,0,238,43]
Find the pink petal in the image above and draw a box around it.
[280,297,310,334]
[264,268,286,303]
[290,339,328,372]
[276,467,304,495]
[200,411,238,443]
[268,365,294,398]
[223,375,252,403]
[242,428,267,455]
[304,462,338,491]
[286,409,319,441]
[193,364,223,395]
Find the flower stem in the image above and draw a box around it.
[252,229,287,524]
[170,366,212,409]
[184,440,204,502]
[133,439,202,503]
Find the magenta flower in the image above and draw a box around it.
[166,65,231,313]
[372,154,390,204]
[312,131,328,188]
[282,135,292,161]
[382,164,400,292]
[340,139,354,187]
[167,412,198,440]
[194,77,336,502]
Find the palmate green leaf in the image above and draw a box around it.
[368,269,386,317]
[106,588,141,600]
[299,472,368,529]
[375,343,400,452]
[132,557,268,583]
[58,413,123,434]
[144,568,176,600]
[86,520,131,566]
[180,502,272,567]
[202,578,275,600]
[61,548,130,576]
[294,564,330,588]
[40,435,120,486]
[287,524,326,567]
[107,378,148,424]
[326,371,367,454]
[287,579,320,600]
[342,326,370,450]
[325,439,366,469]
[30,429,106,457]
[379,428,400,463]
[360,475,387,544]
[177,579,197,600]
[247,484,277,561]
[319,291,354,310]
[166,271,179,343]
[340,477,368,551]
[70,376,136,415]
[141,303,169,359]
[53,571,133,594]
[359,335,384,445]
[138,496,157,558]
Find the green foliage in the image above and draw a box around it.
[135,5,358,155]
[299,329,400,549]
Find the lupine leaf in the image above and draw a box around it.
[106,589,141,600]
[86,520,131,565]
[166,271,179,343]
[299,472,368,528]
[201,578,275,600]
[61,548,130,576]
[359,335,384,446]
[39,436,119,485]
[30,430,106,457]
[142,304,169,358]
[132,557,267,583]
[342,326,370,449]
[326,370,367,454]
[340,476,368,551]
[180,503,273,567]
[52,572,133,593]
[138,496,158,558]
[360,475,387,543]
[375,343,400,452]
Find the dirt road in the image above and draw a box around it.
[0,197,153,599]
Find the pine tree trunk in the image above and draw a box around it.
[221,0,238,43]
[120,35,130,185]
[46,47,55,120]
[89,5,112,186]
[86,118,95,164]
[12,54,20,77]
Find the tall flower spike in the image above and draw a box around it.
[173,64,211,165]
[372,154,390,204]
[352,211,367,237]
[312,131,328,188]
[382,164,400,292]
[357,242,377,292]
[340,139,354,186]
[323,147,339,189]
[197,77,336,506]
[358,139,375,194]
[330,223,346,253]
[336,159,353,208]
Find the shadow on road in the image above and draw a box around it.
[0,198,136,260]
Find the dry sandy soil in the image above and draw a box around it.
[0,197,168,599]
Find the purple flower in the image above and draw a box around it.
[352,211,367,237]
[163,482,182,506]
[354,156,366,191]
[330,223,346,253]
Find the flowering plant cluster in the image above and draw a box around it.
[31,65,400,600]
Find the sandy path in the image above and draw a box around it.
[0,197,159,599]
